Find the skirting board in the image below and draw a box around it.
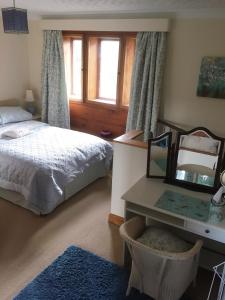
[108,213,124,226]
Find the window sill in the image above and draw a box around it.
[69,97,116,105]
[69,99,128,111]
[93,98,116,105]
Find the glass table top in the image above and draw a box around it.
[155,190,210,222]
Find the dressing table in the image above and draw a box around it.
[120,126,225,269]
[122,175,225,270]
[122,176,225,244]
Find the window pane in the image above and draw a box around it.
[99,40,119,101]
[63,37,72,97]
[72,39,82,100]
[87,37,98,101]
[122,36,136,106]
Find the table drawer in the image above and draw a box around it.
[185,221,225,243]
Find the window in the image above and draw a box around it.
[63,32,136,108]
[98,39,119,101]
[72,39,82,100]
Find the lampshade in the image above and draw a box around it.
[1,1,29,34]
[25,90,34,102]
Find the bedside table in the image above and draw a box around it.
[32,114,41,121]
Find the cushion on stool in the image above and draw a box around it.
[136,227,192,253]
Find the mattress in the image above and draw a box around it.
[0,159,107,215]
[0,121,113,214]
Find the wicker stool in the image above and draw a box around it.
[120,216,203,300]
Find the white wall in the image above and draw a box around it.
[111,143,147,217]
[27,21,43,110]
[161,19,225,137]
[0,18,29,102]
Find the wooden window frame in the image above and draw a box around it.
[63,31,136,110]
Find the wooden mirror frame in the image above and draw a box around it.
[171,127,225,193]
[146,131,172,180]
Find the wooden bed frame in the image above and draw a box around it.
[0,99,20,106]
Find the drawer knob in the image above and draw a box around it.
[205,229,210,234]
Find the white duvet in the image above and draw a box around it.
[0,121,113,214]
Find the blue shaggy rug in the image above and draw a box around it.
[14,246,151,300]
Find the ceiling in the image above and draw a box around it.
[0,0,225,18]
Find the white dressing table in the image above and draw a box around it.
[122,176,225,242]
[122,176,225,268]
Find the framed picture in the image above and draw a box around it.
[197,56,225,99]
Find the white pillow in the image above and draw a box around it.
[0,106,32,125]
[2,128,32,139]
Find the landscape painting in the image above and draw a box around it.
[197,56,225,99]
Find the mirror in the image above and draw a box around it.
[221,170,225,187]
[172,127,224,193]
[146,132,172,179]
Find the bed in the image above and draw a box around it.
[0,102,113,214]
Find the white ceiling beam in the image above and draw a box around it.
[40,18,170,32]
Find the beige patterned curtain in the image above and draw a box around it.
[126,32,167,141]
[41,30,70,129]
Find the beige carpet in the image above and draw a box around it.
[0,176,123,300]
[0,176,218,300]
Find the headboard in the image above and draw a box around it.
[0,99,20,106]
